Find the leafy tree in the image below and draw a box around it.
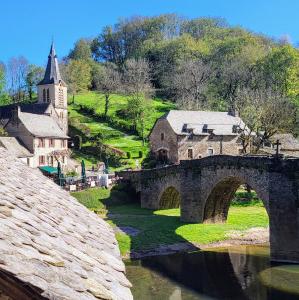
[166,59,214,109]
[93,63,121,116]
[68,39,92,61]
[123,58,153,144]
[236,88,296,152]
[64,59,92,102]
[26,65,44,101]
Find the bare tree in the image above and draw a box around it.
[236,88,296,153]
[94,63,121,117]
[7,56,29,102]
[123,58,153,144]
[167,59,213,110]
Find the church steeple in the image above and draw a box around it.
[38,42,64,86]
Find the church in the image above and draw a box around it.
[0,43,69,169]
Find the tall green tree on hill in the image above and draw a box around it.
[123,58,153,145]
[68,39,92,61]
[93,63,121,117]
[63,60,92,103]
[26,65,44,101]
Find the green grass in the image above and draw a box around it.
[72,187,269,256]
[68,92,175,170]
[71,91,176,136]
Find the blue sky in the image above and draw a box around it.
[1,0,298,66]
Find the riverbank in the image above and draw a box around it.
[71,187,269,258]
[121,226,269,259]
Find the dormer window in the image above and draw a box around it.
[202,124,208,133]
[232,125,238,133]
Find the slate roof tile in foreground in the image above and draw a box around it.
[0,147,133,300]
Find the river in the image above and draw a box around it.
[125,245,299,300]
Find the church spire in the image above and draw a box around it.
[38,42,64,85]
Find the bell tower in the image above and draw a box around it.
[37,42,68,134]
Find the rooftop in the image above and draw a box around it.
[0,137,33,158]
[18,111,68,138]
[165,110,245,136]
[0,146,132,299]
[38,43,65,86]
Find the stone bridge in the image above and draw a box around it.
[117,155,299,263]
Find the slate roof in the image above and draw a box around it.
[38,43,65,86]
[0,146,133,300]
[18,111,68,139]
[0,103,51,121]
[0,137,33,158]
[165,110,245,136]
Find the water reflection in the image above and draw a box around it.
[125,245,299,300]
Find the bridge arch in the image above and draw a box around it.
[159,186,181,209]
[203,175,269,223]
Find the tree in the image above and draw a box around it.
[123,58,153,144]
[7,56,29,102]
[68,39,92,61]
[166,59,213,109]
[236,88,296,153]
[0,62,10,105]
[64,60,92,102]
[93,63,121,117]
[26,65,44,101]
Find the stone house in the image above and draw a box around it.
[0,146,133,299]
[149,110,245,164]
[0,43,69,169]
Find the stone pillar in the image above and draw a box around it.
[268,172,299,263]
[180,168,203,223]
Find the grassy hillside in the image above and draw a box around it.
[68,92,175,170]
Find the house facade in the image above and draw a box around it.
[0,43,69,169]
[149,110,245,164]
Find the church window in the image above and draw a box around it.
[43,89,46,102]
[47,89,50,102]
[161,133,164,141]
[187,148,193,159]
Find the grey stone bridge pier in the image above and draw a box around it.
[117,155,299,263]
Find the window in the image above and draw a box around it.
[60,112,64,119]
[46,89,50,102]
[62,156,65,164]
[161,133,164,141]
[38,138,45,148]
[207,148,214,156]
[61,140,66,148]
[202,124,208,133]
[27,158,30,166]
[49,139,55,147]
[39,156,45,165]
[43,89,46,102]
[187,148,193,159]
[49,156,54,166]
